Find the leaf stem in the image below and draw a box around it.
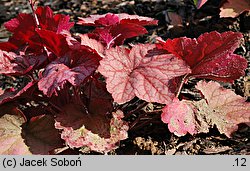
[27,0,40,27]
[175,74,189,98]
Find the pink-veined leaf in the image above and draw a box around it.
[161,81,250,137]
[55,110,128,153]
[117,13,158,26]
[0,50,47,76]
[157,31,247,82]
[195,81,250,137]
[220,0,250,18]
[38,49,101,97]
[21,115,63,154]
[0,88,3,96]
[38,62,74,97]
[98,44,191,104]
[79,34,105,57]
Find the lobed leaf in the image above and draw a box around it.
[35,6,74,34]
[3,6,74,52]
[38,48,101,97]
[161,81,250,137]
[98,44,191,104]
[0,50,47,76]
[36,29,69,57]
[195,81,250,137]
[83,77,113,116]
[77,13,158,47]
[157,31,247,82]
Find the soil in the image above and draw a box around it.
[0,0,249,155]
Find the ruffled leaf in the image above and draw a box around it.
[78,13,157,26]
[0,105,30,154]
[161,98,197,136]
[55,110,128,153]
[162,81,250,137]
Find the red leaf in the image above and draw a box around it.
[3,6,74,51]
[21,115,63,154]
[36,29,69,57]
[5,6,73,34]
[36,6,74,33]
[161,98,197,136]
[77,13,157,47]
[98,44,191,104]
[0,81,37,105]
[0,42,18,52]
[83,77,113,115]
[220,0,250,18]
[157,31,247,82]
[110,23,148,45]
[78,13,157,26]
[4,13,35,33]
[95,13,120,26]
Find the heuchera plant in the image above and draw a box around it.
[0,2,249,154]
